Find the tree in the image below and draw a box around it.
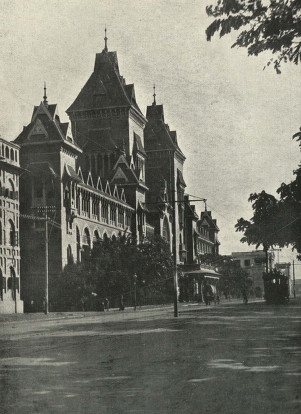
[202,253,251,298]
[51,234,174,311]
[206,0,301,73]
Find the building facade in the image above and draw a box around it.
[8,36,221,313]
[0,138,23,313]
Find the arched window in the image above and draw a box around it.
[67,245,73,265]
[9,219,17,246]
[15,151,18,162]
[8,179,15,199]
[112,234,117,242]
[5,147,9,158]
[76,227,80,262]
[10,149,14,161]
[93,230,100,245]
[103,232,108,241]
[0,268,3,300]
[83,227,90,248]
[0,221,2,244]
[162,217,170,244]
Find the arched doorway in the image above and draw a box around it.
[8,267,17,301]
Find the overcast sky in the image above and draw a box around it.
[0,0,300,274]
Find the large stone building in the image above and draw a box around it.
[0,138,23,313]
[8,35,221,313]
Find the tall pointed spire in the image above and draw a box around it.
[103,26,108,52]
[152,84,156,106]
[43,82,48,107]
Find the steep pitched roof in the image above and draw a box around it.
[14,101,81,154]
[66,50,144,120]
[199,211,220,231]
[144,103,185,159]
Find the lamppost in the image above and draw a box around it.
[133,273,137,311]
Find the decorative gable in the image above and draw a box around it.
[105,181,111,195]
[77,167,84,181]
[120,188,126,202]
[96,177,103,191]
[111,167,128,183]
[28,119,48,140]
[87,172,94,187]
[113,185,119,199]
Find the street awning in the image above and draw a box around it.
[184,269,221,278]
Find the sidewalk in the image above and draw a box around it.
[0,297,268,324]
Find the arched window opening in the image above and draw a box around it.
[5,147,9,158]
[10,149,14,161]
[162,217,170,245]
[67,245,73,265]
[93,230,100,245]
[0,268,4,300]
[9,219,17,246]
[15,151,18,162]
[8,267,17,300]
[0,222,2,244]
[75,231,80,262]
[103,232,108,241]
[112,234,117,242]
[83,227,91,248]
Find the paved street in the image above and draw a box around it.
[1,299,301,414]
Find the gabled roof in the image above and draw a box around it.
[66,50,145,122]
[14,101,81,154]
[199,210,220,231]
[63,164,132,208]
[144,103,185,159]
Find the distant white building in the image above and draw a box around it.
[231,250,275,296]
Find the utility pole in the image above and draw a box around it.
[172,188,179,317]
[293,260,296,298]
[45,211,49,314]
[133,273,137,311]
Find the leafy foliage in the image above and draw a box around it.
[202,254,252,298]
[51,235,174,311]
[206,0,301,73]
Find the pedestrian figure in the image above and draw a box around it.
[104,297,110,311]
[119,294,125,311]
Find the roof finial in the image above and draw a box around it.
[43,81,48,107]
[152,83,156,106]
[104,26,108,52]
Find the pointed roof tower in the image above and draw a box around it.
[144,87,185,159]
[66,31,145,121]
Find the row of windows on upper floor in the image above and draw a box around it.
[1,144,18,163]
[74,195,132,227]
